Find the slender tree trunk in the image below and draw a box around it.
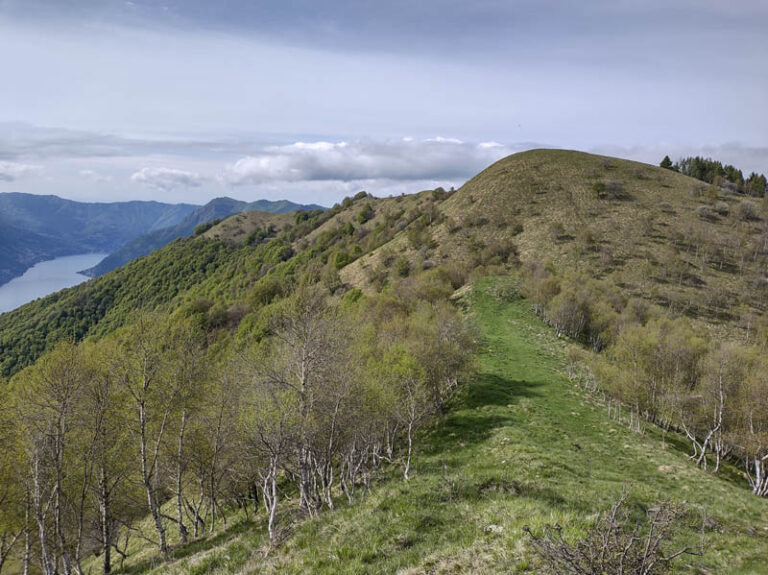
[262,456,279,543]
[0,531,22,575]
[298,444,313,515]
[192,481,205,538]
[54,422,73,575]
[139,403,168,556]
[176,409,188,544]
[32,457,54,575]
[98,466,111,575]
[404,420,414,481]
[749,456,768,497]
[23,489,31,575]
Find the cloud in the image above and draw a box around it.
[0,161,41,182]
[590,143,768,177]
[222,138,519,186]
[130,167,204,191]
[0,122,257,161]
[79,169,113,183]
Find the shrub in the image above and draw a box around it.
[594,180,627,200]
[394,256,411,277]
[445,217,461,234]
[550,222,567,241]
[481,239,518,266]
[577,227,597,251]
[658,202,675,214]
[738,200,758,221]
[591,181,606,198]
[713,202,730,216]
[194,219,223,235]
[696,205,717,221]
[245,224,277,246]
[334,251,352,270]
[431,186,448,200]
[604,180,629,199]
[524,492,699,575]
[357,203,374,224]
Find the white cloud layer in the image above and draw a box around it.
[79,169,112,183]
[0,161,41,182]
[222,139,517,186]
[130,167,204,191]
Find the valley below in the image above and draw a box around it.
[0,253,107,313]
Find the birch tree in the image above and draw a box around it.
[0,388,24,574]
[13,342,90,575]
[107,313,180,556]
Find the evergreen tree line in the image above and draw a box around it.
[0,285,475,574]
[521,264,768,498]
[660,155,767,197]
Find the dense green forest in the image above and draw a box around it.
[1,150,768,574]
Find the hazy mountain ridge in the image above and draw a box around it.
[0,192,200,286]
[82,197,325,277]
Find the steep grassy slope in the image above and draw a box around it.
[89,277,768,574]
[343,150,767,337]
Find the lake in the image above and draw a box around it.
[0,253,108,314]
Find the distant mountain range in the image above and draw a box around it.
[81,197,324,277]
[0,193,198,286]
[0,192,323,286]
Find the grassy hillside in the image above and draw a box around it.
[0,189,456,377]
[83,198,323,277]
[343,150,767,338]
[88,277,768,574]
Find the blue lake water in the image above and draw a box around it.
[0,253,108,314]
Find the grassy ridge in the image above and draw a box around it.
[106,277,768,574]
[344,150,768,340]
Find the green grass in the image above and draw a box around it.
[110,276,768,574]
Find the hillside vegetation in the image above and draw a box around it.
[83,198,323,277]
[1,150,767,574]
[345,150,767,337]
[63,279,768,573]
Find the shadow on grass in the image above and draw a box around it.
[115,518,260,575]
[425,373,542,454]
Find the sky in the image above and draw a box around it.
[0,0,766,206]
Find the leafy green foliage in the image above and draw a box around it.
[665,155,766,197]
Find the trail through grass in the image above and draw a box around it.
[115,277,768,574]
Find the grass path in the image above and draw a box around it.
[121,277,768,574]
